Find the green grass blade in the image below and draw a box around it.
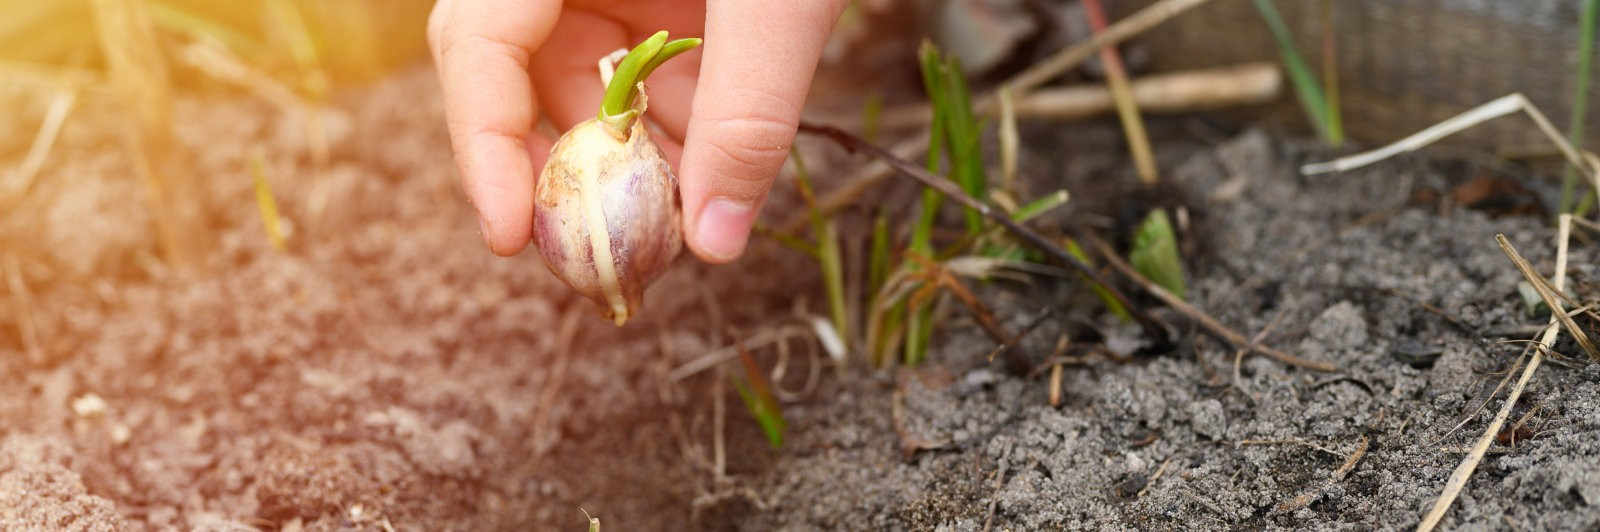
[1319,0,1343,148]
[818,219,848,344]
[732,378,786,449]
[871,301,906,368]
[868,212,891,298]
[941,56,987,233]
[1013,190,1071,223]
[790,147,847,341]
[733,348,786,449]
[1562,0,1599,214]
[904,300,935,366]
[1252,0,1340,145]
[913,41,949,254]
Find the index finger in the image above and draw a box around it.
[429,0,561,256]
[678,0,847,263]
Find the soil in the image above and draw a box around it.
[3,64,1599,531]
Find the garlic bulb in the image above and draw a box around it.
[533,116,681,326]
[530,31,699,326]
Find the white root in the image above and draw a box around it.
[596,48,629,88]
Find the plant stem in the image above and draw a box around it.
[598,32,701,133]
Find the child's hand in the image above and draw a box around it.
[428,0,846,263]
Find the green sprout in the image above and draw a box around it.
[1129,209,1186,300]
[598,31,701,134]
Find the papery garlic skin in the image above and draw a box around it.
[532,117,682,326]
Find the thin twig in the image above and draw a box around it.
[1081,234,1335,372]
[1427,351,1527,448]
[1301,94,1600,212]
[1418,217,1572,532]
[981,458,1010,532]
[908,252,1015,347]
[1137,457,1174,499]
[826,63,1282,130]
[778,131,931,235]
[668,325,815,382]
[1237,438,1343,458]
[796,122,1169,346]
[1501,402,1544,448]
[1234,307,1290,400]
[1274,435,1369,514]
[1498,234,1597,360]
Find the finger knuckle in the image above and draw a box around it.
[704,118,792,179]
[700,93,800,180]
[437,33,532,72]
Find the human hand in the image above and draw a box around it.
[427,0,847,263]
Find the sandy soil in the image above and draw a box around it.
[2,65,1598,531]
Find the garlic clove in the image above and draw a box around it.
[532,117,682,326]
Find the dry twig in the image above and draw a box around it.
[981,458,1010,532]
[1081,234,1335,372]
[1302,94,1600,213]
[841,63,1281,131]
[1233,308,1291,400]
[1418,216,1573,532]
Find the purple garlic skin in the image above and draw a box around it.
[532,117,683,326]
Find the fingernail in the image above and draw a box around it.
[694,197,755,262]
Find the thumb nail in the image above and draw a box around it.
[693,197,755,262]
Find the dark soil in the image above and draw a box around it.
[3,65,1598,531]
